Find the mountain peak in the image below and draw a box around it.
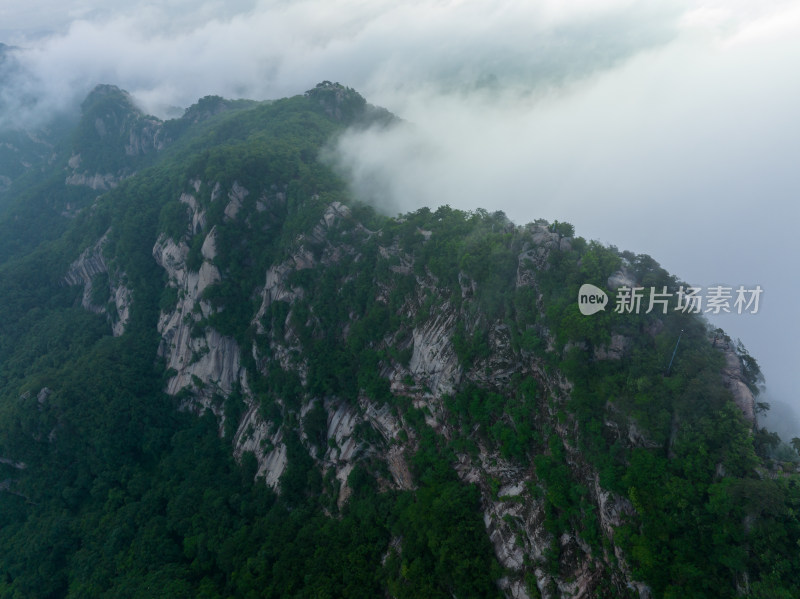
[68,84,165,184]
[305,80,367,123]
[80,84,140,118]
[179,94,255,124]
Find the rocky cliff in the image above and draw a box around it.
[14,82,784,599]
[89,173,758,597]
[63,230,132,336]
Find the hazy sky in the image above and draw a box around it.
[3,0,799,435]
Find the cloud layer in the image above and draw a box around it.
[3,1,682,123]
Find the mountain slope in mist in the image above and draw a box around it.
[0,81,797,599]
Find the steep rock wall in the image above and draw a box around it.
[63,230,131,335]
[153,223,246,413]
[141,193,743,597]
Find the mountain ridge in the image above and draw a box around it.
[0,82,796,599]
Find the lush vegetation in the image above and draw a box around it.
[0,80,797,599]
[0,83,502,598]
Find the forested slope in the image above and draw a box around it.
[0,81,796,599]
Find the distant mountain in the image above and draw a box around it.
[0,42,74,207]
[0,81,796,599]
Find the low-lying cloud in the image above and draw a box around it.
[2,0,682,126]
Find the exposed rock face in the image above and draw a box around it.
[233,401,286,484]
[125,116,168,155]
[261,442,288,488]
[449,369,640,599]
[224,182,248,220]
[720,344,757,426]
[65,191,710,598]
[111,284,133,337]
[408,310,462,396]
[151,184,305,486]
[0,457,26,470]
[153,226,245,413]
[608,268,637,291]
[229,201,644,596]
[63,231,131,335]
[469,324,518,388]
[180,191,207,234]
[323,400,362,506]
[529,224,561,248]
[63,236,109,288]
[253,263,304,333]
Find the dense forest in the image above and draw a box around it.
[0,81,797,598]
